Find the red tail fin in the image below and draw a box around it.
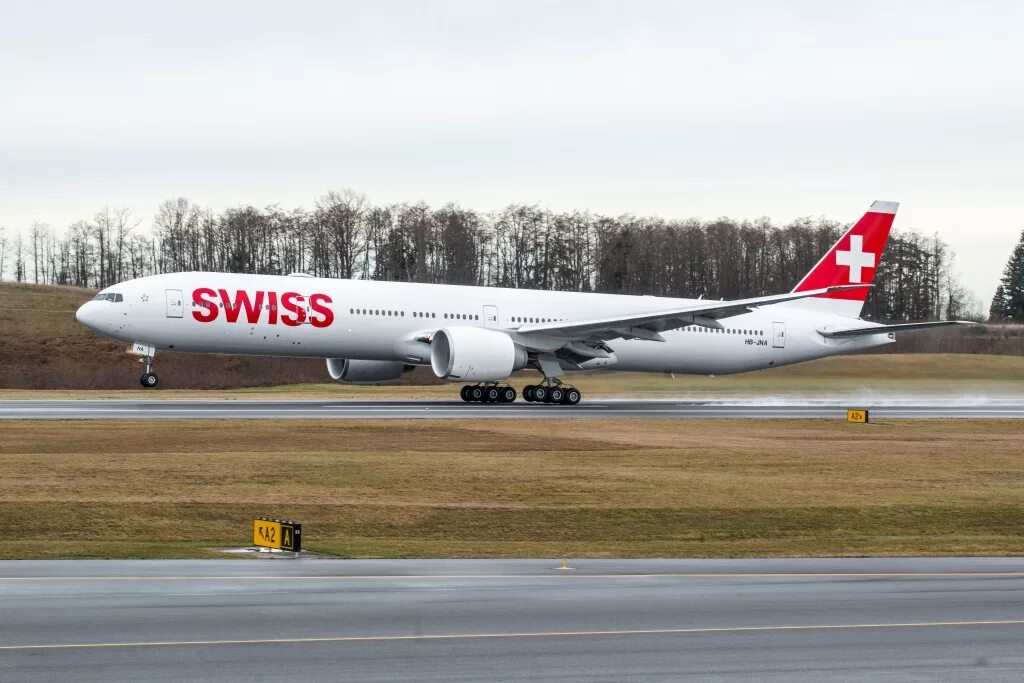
[791,200,898,317]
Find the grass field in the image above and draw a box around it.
[2,418,1022,559]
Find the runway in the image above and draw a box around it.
[3,398,1024,419]
[2,558,1023,682]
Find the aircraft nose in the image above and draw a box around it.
[76,301,100,330]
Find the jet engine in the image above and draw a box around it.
[326,358,413,384]
[430,326,528,382]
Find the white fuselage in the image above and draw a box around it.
[75,271,892,378]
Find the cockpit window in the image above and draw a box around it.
[92,292,123,302]
[113,293,123,302]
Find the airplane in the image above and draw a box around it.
[75,200,970,404]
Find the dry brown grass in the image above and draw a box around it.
[1,418,1022,559]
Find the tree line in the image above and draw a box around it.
[0,190,978,321]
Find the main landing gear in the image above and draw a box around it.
[460,384,517,403]
[458,355,582,405]
[457,382,582,405]
[139,355,159,388]
[523,383,582,405]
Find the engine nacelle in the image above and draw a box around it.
[430,326,528,382]
[326,358,413,384]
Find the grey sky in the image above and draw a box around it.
[2,1,1022,301]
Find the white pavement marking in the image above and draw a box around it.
[4,571,1024,581]
[3,619,1023,651]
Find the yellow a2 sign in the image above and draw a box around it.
[253,518,302,551]
[846,409,870,424]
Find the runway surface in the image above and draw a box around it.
[3,398,1024,419]
[2,558,1023,682]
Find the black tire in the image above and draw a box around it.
[523,385,535,402]
[500,386,517,403]
[547,387,564,404]
[460,385,471,402]
[470,386,484,402]
[532,386,547,403]
[484,386,500,403]
[563,387,581,405]
[140,372,158,388]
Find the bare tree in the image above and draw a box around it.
[0,227,7,281]
[312,189,367,279]
[13,233,26,282]
[30,222,49,284]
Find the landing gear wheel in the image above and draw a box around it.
[140,372,159,388]
[532,385,548,403]
[523,385,535,402]
[562,387,582,405]
[460,385,472,402]
[484,386,501,403]
[547,387,564,404]
[470,386,484,402]
[500,386,517,403]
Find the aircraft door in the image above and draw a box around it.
[483,305,499,328]
[772,321,786,348]
[165,289,183,318]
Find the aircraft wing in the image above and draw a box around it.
[516,285,869,343]
[817,320,975,338]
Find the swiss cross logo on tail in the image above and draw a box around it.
[834,235,875,283]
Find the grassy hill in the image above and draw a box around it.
[1,281,1022,391]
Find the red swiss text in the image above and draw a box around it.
[191,288,334,328]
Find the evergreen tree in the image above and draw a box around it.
[989,284,1008,321]
[994,229,1024,322]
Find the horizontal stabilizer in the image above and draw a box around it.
[817,321,975,338]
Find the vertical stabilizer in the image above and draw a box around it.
[790,200,898,318]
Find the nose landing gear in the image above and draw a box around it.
[139,355,159,388]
